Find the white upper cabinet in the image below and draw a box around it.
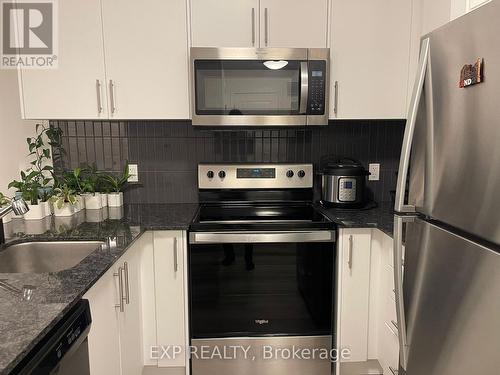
[101,0,190,119]
[190,0,259,47]
[20,0,108,119]
[329,0,412,120]
[190,0,328,48]
[20,0,189,120]
[259,0,328,48]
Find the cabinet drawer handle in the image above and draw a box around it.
[123,262,130,305]
[264,8,269,46]
[334,81,339,116]
[109,79,116,114]
[251,8,256,46]
[348,235,353,269]
[114,266,124,312]
[173,237,178,272]
[389,366,399,375]
[96,79,103,114]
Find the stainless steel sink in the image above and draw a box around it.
[0,241,106,273]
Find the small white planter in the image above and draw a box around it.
[53,202,77,217]
[107,192,123,207]
[100,193,108,207]
[23,204,47,221]
[84,193,102,210]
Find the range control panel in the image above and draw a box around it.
[307,60,326,115]
[198,164,313,189]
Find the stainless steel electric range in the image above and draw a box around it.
[188,163,336,375]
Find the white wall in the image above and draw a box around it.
[0,71,38,195]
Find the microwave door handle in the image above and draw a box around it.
[300,62,309,115]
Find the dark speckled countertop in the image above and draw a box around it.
[0,201,393,374]
[317,201,395,238]
[0,203,198,375]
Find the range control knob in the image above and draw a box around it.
[207,171,214,179]
[298,170,306,178]
[286,170,294,178]
[218,170,226,179]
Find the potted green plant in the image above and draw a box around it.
[101,164,131,207]
[49,184,78,217]
[0,192,13,223]
[9,124,55,220]
[8,170,46,220]
[60,168,85,212]
[81,165,102,210]
[97,174,109,208]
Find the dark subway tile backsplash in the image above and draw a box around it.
[50,120,405,204]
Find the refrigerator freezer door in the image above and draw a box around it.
[408,1,500,245]
[401,218,500,375]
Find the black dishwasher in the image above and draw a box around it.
[11,299,92,375]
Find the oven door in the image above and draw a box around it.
[190,48,329,126]
[188,230,335,339]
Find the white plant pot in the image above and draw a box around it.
[53,202,77,217]
[23,204,46,221]
[84,193,102,210]
[100,193,108,207]
[107,192,123,207]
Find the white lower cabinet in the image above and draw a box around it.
[84,230,187,375]
[152,231,188,369]
[337,228,400,375]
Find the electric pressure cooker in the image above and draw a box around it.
[320,159,370,208]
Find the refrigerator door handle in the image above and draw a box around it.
[394,214,416,370]
[395,38,430,213]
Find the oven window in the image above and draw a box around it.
[194,60,301,115]
[189,242,334,338]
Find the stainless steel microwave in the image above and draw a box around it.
[190,48,330,126]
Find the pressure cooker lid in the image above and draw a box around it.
[322,161,370,176]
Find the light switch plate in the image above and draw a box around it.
[368,163,380,181]
[128,164,139,183]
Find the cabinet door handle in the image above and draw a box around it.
[264,8,269,46]
[114,266,124,312]
[173,237,178,272]
[109,79,116,114]
[334,81,339,116]
[389,366,399,375]
[251,8,256,46]
[348,235,353,269]
[123,261,130,305]
[96,79,103,114]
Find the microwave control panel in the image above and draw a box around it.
[307,60,326,115]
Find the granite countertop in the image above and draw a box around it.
[0,203,198,375]
[318,201,395,238]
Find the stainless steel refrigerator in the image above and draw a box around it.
[393,2,500,374]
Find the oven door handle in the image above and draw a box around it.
[299,61,309,114]
[189,230,335,244]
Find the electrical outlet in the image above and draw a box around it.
[128,164,139,183]
[368,163,380,181]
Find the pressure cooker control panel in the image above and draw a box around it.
[338,178,357,202]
